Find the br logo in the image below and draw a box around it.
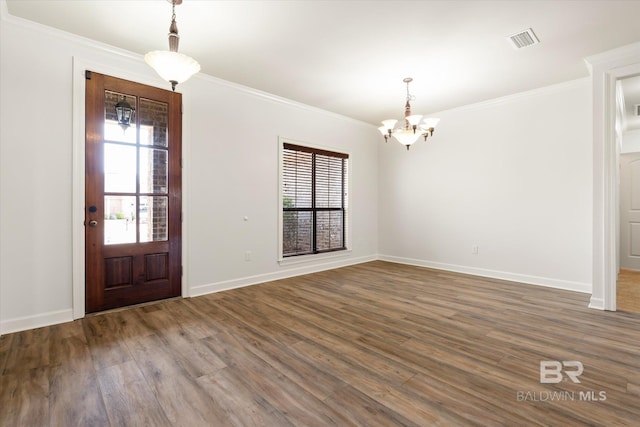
[539,361,583,383]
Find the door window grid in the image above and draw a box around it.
[103,91,169,245]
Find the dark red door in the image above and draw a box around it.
[85,72,182,313]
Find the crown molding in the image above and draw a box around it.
[584,40,640,70]
[195,72,373,128]
[432,77,590,117]
[1,0,140,62]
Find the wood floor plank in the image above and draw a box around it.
[48,335,110,427]
[202,331,345,426]
[359,381,475,427]
[323,384,420,427]
[97,360,171,426]
[138,311,227,379]
[0,333,13,375]
[210,306,348,401]
[110,307,156,340]
[2,260,640,426]
[215,294,306,346]
[0,367,50,426]
[82,314,133,371]
[2,326,50,375]
[197,367,295,427]
[401,372,524,427]
[149,372,232,427]
[161,299,225,340]
[261,283,415,346]
[617,269,640,314]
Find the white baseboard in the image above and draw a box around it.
[588,296,605,310]
[0,309,74,335]
[1,253,597,335]
[378,255,592,294]
[190,254,377,297]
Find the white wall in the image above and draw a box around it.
[0,9,379,333]
[186,76,379,295]
[378,79,593,292]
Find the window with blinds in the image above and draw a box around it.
[282,143,348,257]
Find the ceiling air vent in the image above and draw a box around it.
[508,28,540,49]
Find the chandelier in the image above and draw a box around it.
[145,0,201,91]
[379,77,440,150]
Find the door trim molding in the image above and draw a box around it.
[586,41,640,311]
[72,56,191,319]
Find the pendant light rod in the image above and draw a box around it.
[168,1,179,53]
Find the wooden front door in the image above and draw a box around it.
[85,71,182,313]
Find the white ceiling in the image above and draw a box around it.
[6,0,640,125]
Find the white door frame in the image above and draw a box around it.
[587,42,640,311]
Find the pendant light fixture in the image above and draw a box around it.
[145,0,201,91]
[379,78,440,150]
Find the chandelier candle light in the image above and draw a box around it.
[145,0,200,91]
[379,78,440,150]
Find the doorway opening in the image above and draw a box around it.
[616,75,640,314]
[588,44,640,312]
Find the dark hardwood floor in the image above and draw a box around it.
[1,261,640,426]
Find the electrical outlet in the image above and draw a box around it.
[472,245,479,255]
[244,251,252,261]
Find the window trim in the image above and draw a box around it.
[278,137,351,264]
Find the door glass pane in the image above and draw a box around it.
[104,143,137,193]
[139,98,168,147]
[140,148,168,194]
[140,196,168,242]
[104,196,136,244]
[104,91,136,144]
